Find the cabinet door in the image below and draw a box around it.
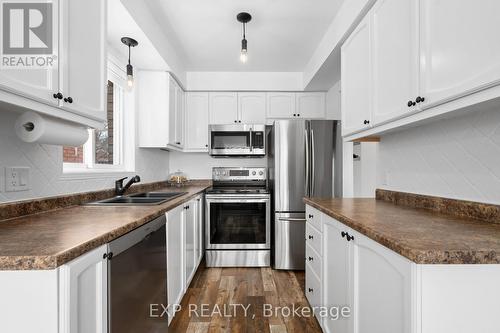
[168,78,177,146]
[137,71,170,148]
[0,0,59,105]
[185,92,209,150]
[194,195,204,265]
[323,219,352,333]
[174,87,185,147]
[352,230,413,333]
[60,0,106,121]
[59,244,108,333]
[209,92,238,124]
[341,15,371,135]
[238,92,266,124]
[266,92,296,118]
[420,0,500,109]
[184,201,196,288]
[371,0,419,125]
[296,93,326,119]
[166,207,184,323]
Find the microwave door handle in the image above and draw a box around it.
[311,128,315,196]
[305,129,310,197]
[250,128,253,152]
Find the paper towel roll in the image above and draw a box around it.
[15,111,89,146]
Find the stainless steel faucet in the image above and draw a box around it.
[115,175,141,196]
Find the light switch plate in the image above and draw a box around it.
[5,167,30,192]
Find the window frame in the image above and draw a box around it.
[62,57,133,177]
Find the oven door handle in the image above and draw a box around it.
[206,198,269,203]
[277,218,307,222]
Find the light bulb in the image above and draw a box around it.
[240,49,248,63]
[127,75,134,88]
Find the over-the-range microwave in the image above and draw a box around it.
[208,124,266,157]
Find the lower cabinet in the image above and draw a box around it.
[59,244,108,333]
[166,195,205,324]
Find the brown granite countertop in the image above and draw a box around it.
[0,185,210,270]
[304,197,500,264]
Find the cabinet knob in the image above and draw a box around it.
[308,235,314,240]
[53,92,63,100]
[64,97,73,103]
[407,100,413,107]
[234,120,237,123]
[341,231,347,238]
[293,114,297,117]
[416,96,425,103]
[297,114,300,117]
[308,214,313,218]
[238,120,242,123]
[346,234,354,242]
[363,120,370,125]
[308,256,314,261]
[308,288,314,293]
[205,144,208,147]
[176,142,181,145]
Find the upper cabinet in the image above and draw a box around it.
[0,0,106,127]
[342,0,500,138]
[296,93,326,119]
[238,92,267,124]
[419,0,500,109]
[341,15,372,135]
[371,0,419,125]
[267,92,296,118]
[185,92,209,151]
[169,79,185,148]
[209,92,238,124]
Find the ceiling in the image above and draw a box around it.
[143,0,345,72]
[107,0,168,71]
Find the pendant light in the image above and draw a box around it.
[121,37,138,88]
[237,12,252,63]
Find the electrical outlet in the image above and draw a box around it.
[5,167,30,192]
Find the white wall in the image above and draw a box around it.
[168,151,266,179]
[377,107,500,204]
[326,81,341,120]
[353,142,378,197]
[0,88,169,203]
[186,72,304,91]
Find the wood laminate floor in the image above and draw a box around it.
[169,264,323,333]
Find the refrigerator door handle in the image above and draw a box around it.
[311,128,315,196]
[304,129,310,197]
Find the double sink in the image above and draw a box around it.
[87,191,187,206]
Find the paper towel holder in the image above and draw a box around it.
[23,122,35,132]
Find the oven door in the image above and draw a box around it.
[205,194,270,250]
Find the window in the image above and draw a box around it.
[63,79,125,172]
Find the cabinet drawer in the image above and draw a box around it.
[306,205,322,231]
[306,223,322,256]
[306,243,322,279]
[305,262,322,309]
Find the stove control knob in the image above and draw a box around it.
[252,171,256,175]
[259,171,264,176]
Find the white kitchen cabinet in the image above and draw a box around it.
[420,0,500,110]
[296,93,326,119]
[238,92,267,124]
[137,71,170,148]
[371,0,419,125]
[194,195,204,266]
[322,218,352,333]
[266,92,296,118]
[0,0,106,127]
[184,200,196,289]
[59,244,108,333]
[60,0,106,120]
[169,78,185,148]
[0,1,60,106]
[185,92,209,151]
[166,206,184,323]
[341,15,372,135]
[209,92,238,124]
[351,228,413,333]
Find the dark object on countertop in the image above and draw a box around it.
[115,175,141,196]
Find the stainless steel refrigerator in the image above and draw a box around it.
[269,120,342,270]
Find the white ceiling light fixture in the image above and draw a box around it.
[237,12,252,63]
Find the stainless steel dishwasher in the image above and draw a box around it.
[108,215,168,333]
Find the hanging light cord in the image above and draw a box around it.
[243,22,246,40]
[128,45,131,65]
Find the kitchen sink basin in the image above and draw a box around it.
[86,192,186,206]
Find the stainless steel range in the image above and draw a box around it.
[205,167,271,267]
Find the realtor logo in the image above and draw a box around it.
[1,1,56,68]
